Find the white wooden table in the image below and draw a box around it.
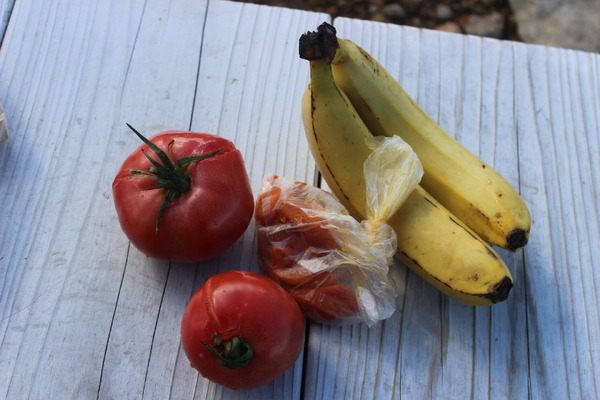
[1,1,599,399]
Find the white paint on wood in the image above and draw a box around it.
[329,16,600,400]
[0,2,599,399]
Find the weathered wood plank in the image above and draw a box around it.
[174,2,328,398]
[311,16,599,400]
[95,1,210,398]
[0,0,325,399]
[1,2,599,399]
[0,0,14,41]
[0,1,155,398]
[514,42,600,400]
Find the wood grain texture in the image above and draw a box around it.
[0,0,14,42]
[0,1,326,399]
[513,42,600,400]
[0,1,599,399]
[314,16,599,400]
[0,1,155,397]
[165,2,328,399]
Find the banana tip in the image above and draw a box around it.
[485,276,513,304]
[506,228,529,251]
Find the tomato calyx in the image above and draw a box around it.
[203,334,254,370]
[125,123,220,234]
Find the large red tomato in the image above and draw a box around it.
[112,125,254,262]
[181,271,305,390]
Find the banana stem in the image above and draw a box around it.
[309,60,337,92]
[299,22,339,63]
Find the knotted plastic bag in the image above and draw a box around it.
[255,136,423,326]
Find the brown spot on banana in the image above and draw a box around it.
[399,251,513,304]
[485,245,501,261]
[323,161,352,205]
[399,251,422,271]
[448,214,506,262]
[309,91,354,211]
[398,251,455,292]
[448,215,480,241]
[356,47,380,76]
[477,208,491,222]
[310,91,318,144]
[423,196,438,208]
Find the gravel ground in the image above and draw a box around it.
[232,0,521,41]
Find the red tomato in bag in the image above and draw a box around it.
[112,125,254,262]
[255,177,359,322]
[181,271,305,390]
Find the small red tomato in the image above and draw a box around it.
[181,271,305,390]
[112,125,254,262]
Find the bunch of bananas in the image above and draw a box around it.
[298,23,530,306]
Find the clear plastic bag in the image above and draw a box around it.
[255,136,422,326]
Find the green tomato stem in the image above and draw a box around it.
[125,124,220,234]
[203,334,254,370]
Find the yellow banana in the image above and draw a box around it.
[299,26,513,306]
[324,25,530,252]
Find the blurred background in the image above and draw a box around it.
[231,0,600,53]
